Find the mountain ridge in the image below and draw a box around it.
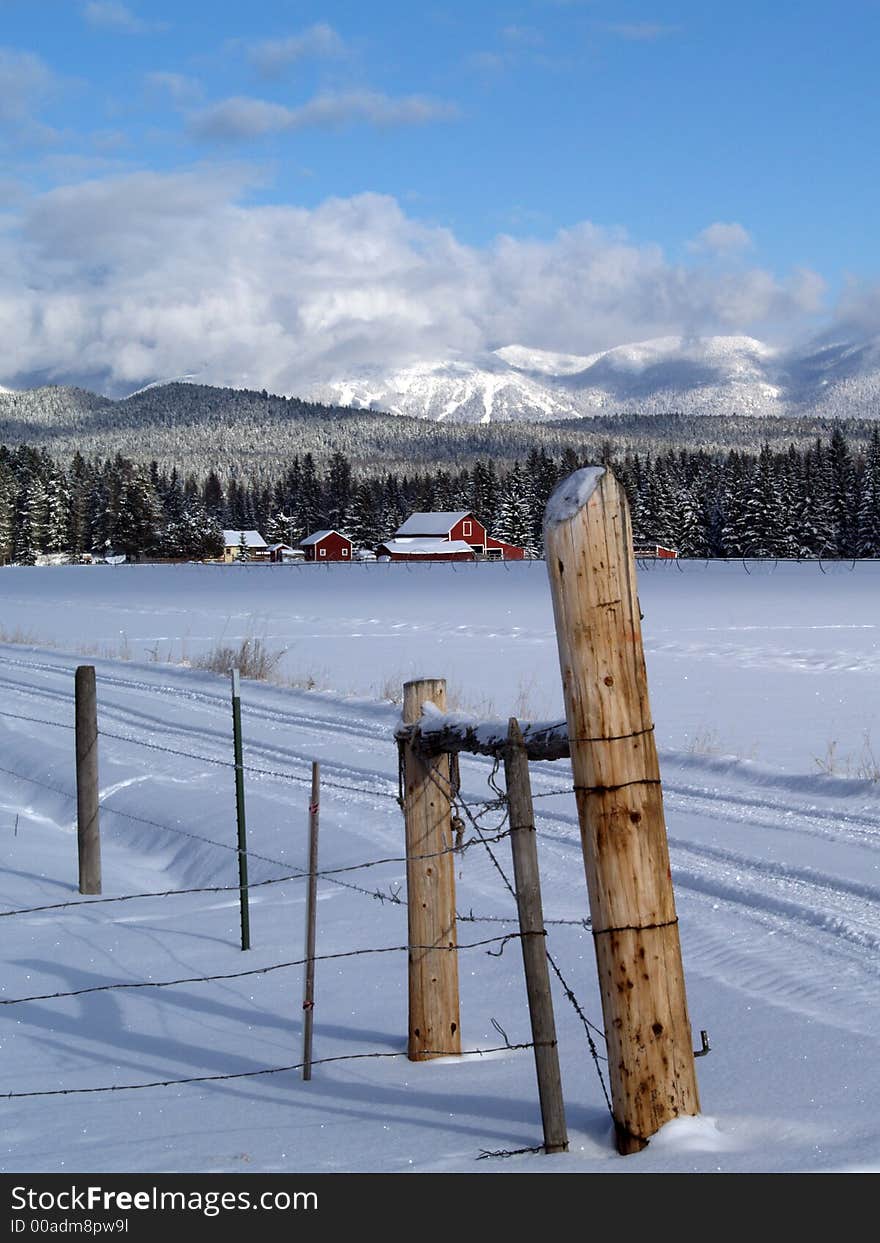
[306,333,880,423]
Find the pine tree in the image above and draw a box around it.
[44,466,70,554]
[203,470,224,518]
[296,454,322,536]
[0,458,15,564]
[324,451,353,532]
[469,460,498,526]
[67,452,92,557]
[742,444,785,556]
[347,481,384,551]
[829,427,858,556]
[719,453,751,556]
[856,428,880,557]
[12,448,48,565]
[493,463,536,554]
[672,485,707,557]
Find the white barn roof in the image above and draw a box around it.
[379,538,475,557]
[395,512,472,537]
[222,529,267,549]
[300,529,349,546]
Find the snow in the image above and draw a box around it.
[395,512,471,536]
[299,530,344,546]
[544,466,606,526]
[493,344,600,375]
[302,333,880,423]
[378,538,475,556]
[221,529,266,549]
[1,559,879,1173]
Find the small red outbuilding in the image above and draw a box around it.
[299,530,353,562]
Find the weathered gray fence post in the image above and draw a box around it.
[505,717,568,1154]
[75,665,101,895]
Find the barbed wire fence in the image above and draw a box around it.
[0,673,608,1158]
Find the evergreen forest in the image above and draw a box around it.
[2,425,879,564]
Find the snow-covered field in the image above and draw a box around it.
[0,560,878,1174]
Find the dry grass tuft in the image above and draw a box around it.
[192,636,285,681]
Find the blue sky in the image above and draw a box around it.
[2,0,879,393]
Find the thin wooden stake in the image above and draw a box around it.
[230,667,250,951]
[544,466,700,1154]
[302,761,320,1081]
[504,717,568,1154]
[401,678,461,1060]
[75,665,101,895]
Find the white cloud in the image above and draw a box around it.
[248,24,346,76]
[82,2,159,34]
[0,172,829,393]
[821,277,880,341]
[189,91,459,143]
[0,47,59,146]
[145,71,203,104]
[688,222,754,255]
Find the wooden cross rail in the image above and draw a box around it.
[394,717,572,762]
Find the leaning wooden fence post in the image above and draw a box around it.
[504,717,568,1154]
[401,678,461,1060]
[230,668,250,952]
[543,467,700,1154]
[302,760,320,1081]
[75,665,101,895]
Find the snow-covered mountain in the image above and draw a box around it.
[308,356,581,424]
[306,334,880,423]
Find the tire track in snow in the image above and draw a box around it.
[3,649,879,1007]
[527,800,880,1034]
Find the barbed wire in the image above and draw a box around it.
[0,708,75,732]
[96,726,400,799]
[0,933,521,1006]
[0,802,516,920]
[477,1144,545,1160]
[0,761,77,801]
[457,909,590,929]
[0,703,399,800]
[426,756,613,1110]
[1,1040,542,1101]
[2,706,599,1035]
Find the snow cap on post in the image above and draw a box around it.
[543,466,606,533]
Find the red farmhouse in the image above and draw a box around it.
[633,543,678,560]
[299,529,353,562]
[378,511,525,562]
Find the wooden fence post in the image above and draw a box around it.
[543,467,700,1154]
[75,665,101,895]
[504,717,568,1154]
[401,678,461,1060]
[302,760,320,1081]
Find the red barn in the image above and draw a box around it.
[299,529,353,562]
[484,535,526,561]
[389,512,525,560]
[633,543,678,560]
[376,538,476,562]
